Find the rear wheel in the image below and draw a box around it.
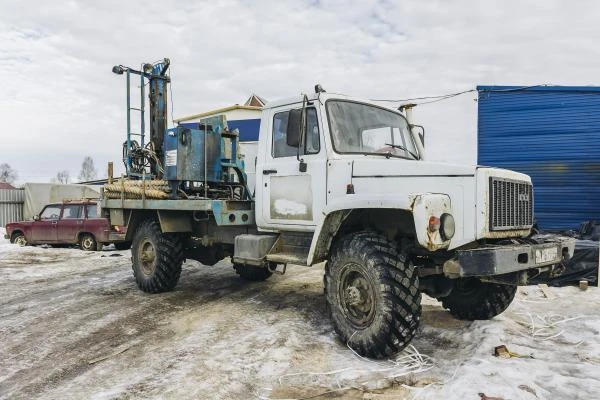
[440,278,517,320]
[79,234,99,251]
[233,263,273,281]
[131,219,184,293]
[11,232,28,246]
[325,231,421,359]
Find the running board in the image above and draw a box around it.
[266,232,311,266]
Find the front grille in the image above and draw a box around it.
[489,177,533,231]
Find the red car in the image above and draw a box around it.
[4,200,129,251]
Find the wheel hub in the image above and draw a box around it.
[340,266,376,327]
[138,239,157,276]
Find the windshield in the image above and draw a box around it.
[326,100,419,159]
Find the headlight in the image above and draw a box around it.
[440,213,455,240]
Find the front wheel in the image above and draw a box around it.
[131,219,184,293]
[325,231,421,359]
[440,278,517,320]
[11,233,28,246]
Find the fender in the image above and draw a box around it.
[308,194,413,265]
[307,193,453,265]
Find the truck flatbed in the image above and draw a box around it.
[102,198,214,211]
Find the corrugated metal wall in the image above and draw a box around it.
[0,189,24,228]
[477,86,600,230]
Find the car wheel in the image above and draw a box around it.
[11,233,28,247]
[79,234,99,251]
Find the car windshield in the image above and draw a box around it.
[326,100,419,160]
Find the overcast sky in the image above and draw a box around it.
[1,0,600,184]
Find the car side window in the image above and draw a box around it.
[40,205,61,220]
[272,108,320,158]
[86,204,98,218]
[62,205,83,219]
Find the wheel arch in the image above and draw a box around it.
[124,210,159,241]
[77,231,95,241]
[10,230,26,242]
[308,207,416,265]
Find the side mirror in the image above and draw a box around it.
[33,215,40,221]
[286,109,302,147]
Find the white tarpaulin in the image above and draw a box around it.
[23,183,101,220]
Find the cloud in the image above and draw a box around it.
[1,0,599,182]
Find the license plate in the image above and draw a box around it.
[535,247,558,264]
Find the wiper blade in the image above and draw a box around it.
[384,143,419,159]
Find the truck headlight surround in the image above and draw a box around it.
[440,213,455,241]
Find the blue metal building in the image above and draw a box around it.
[477,85,600,230]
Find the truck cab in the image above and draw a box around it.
[255,93,535,255]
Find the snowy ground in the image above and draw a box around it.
[1,227,599,400]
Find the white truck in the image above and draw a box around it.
[103,60,575,358]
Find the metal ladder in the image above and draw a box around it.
[123,69,146,178]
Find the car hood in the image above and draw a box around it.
[6,221,34,229]
[351,158,477,177]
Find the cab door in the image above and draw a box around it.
[56,204,84,243]
[31,204,61,243]
[259,105,326,230]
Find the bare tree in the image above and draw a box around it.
[0,163,17,184]
[52,170,70,184]
[78,156,97,182]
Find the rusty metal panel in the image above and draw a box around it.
[0,189,24,227]
[157,210,193,232]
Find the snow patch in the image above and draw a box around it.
[273,198,308,216]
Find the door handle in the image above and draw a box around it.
[262,169,278,175]
[51,221,58,225]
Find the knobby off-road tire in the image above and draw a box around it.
[80,233,100,251]
[233,264,273,281]
[440,278,517,320]
[131,219,184,293]
[11,232,28,246]
[325,231,421,359]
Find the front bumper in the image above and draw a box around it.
[444,236,576,278]
[4,234,9,240]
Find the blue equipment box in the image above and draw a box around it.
[163,126,222,182]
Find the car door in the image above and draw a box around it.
[83,203,108,242]
[30,204,61,243]
[56,204,84,243]
[260,105,326,229]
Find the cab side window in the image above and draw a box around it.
[40,205,61,220]
[86,204,98,218]
[272,108,320,158]
[62,205,83,219]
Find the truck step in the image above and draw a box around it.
[276,232,312,256]
[266,252,308,266]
